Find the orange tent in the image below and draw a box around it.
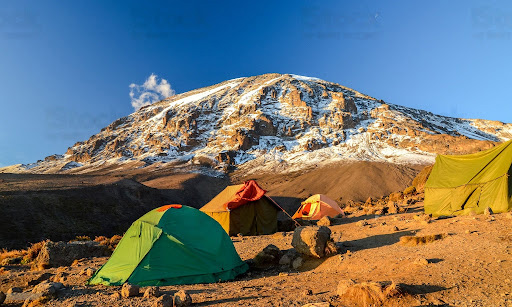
[292,194,344,220]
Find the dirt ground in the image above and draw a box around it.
[2,201,512,307]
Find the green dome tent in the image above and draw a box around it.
[425,140,512,216]
[87,205,248,286]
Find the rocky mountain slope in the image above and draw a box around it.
[3,73,511,175]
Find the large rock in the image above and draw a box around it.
[144,286,160,298]
[121,283,139,298]
[292,226,332,258]
[35,241,110,268]
[253,244,282,267]
[173,290,192,307]
[279,249,301,266]
[152,294,173,307]
[32,281,63,295]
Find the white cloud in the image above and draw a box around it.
[129,74,175,110]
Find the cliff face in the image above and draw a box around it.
[5,73,512,175]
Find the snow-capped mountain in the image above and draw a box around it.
[4,73,512,175]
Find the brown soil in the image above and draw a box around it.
[1,201,512,306]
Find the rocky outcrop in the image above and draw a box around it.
[35,241,110,268]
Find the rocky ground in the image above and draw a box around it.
[2,198,512,307]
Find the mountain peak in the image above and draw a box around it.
[3,73,511,175]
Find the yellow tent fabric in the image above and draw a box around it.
[425,140,512,216]
[200,183,280,236]
[292,194,344,220]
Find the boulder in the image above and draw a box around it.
[316,216,332,226]
[26,272,53,286]
[35,241,110,268]
[121,283,139,298]
[152,294,173,307]
[253,244,282,267]
[292,256,303,269]
[388,192,403,202]
[173,290,192,307]
[386,201,400,214]
[32,281,62,296]
[484,207,493,216]
[144,286,160,298]
[336,279,356,296]
[7,287,22,294]
[292,226,332,258]
[279,249,301,266]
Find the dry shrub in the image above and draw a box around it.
[0,248,25,264]
[342,281,402,306]
[400,233,447,246]
[94,236,108,243]
[23,240,48,264]
[70,235,91,242]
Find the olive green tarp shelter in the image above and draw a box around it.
[200,180,280,236]
[87,205,248,286]
[425,140,512,216]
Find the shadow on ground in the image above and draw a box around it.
[342,230,419,252]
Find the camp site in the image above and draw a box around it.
[2,2,512,305]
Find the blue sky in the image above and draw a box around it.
[1,1,512,166]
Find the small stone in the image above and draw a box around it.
[111,292,121,300]
[484,207,493,216]
[121,283,139,297]
[357,220,368,227]
[506,213,512,219]
[279,254,292,266]
[279,272,289,276]
[292,256,303,270]
[144,286,160,298]
[152,294,173,307]
[84,268,96,277]
[7,287,23,294]
[393,226,400,231]
[414,258,429,266]
[465,230,471,234]
[173,289,192,307]
[303,289,313,296]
